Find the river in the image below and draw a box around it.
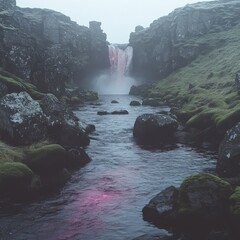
[0,95,217,240]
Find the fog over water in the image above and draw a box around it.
[17,0,212,43]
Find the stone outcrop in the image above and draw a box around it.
[0,1,109,95]
[129,0,240,80]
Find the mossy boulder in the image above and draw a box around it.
[229,186,240,219]
[23,144,67,175]
[0,162,33,198]
[178,173,232,229]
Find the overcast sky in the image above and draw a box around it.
[17,0,209,43]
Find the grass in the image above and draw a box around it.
[149,23,240,133]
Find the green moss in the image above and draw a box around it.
[0,69,45,100]
[229,186,240,217]
[23,144,67,175]
[149,23,240,130]
[0,141,24,164]
[178,173,232,215]
[0,162,33,196]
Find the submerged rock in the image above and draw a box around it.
[111,110,129,115]
[133,114,178,144]
[130,100,141,106]
[218,123,240,177]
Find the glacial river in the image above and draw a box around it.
[0,95,217,240]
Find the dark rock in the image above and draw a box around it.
[0,162,33,199]
[143,186,179,228]
[133,114,178,143]
[49,124,90,148]
[0,91,47,145]
[129,1,240,80]
[111,110,129,115]
[0,82,8,98]
[142,98,162,107]
[129,85,151,97]
[0,6,109,95]
[84,124,96,134]
[111,100,119,104]
[132,234,176,240]
[135,25,145,33]
[130,100,141,106]
[217,123,240,177]
[66,148,91,170]
[177,173,232,231]
[97,111,109,115]
[40,93,66,126]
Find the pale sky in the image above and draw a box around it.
[17,0,210,43]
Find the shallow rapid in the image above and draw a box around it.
[0,95,217,240]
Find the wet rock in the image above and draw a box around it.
[97,111,109,115]
[0,91,47,145]
[84,124,96,134]
[111,100,119,104]
[218,123,240,177]
[133,114,178,143]
[143,186,179,228]
[111,110,129,115]
[132,234,176,240]
[130,100,141,106]
[142,98,162,107]
[66,148,91,170]
[129,84,150,97]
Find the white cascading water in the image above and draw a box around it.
[94,44,135,94]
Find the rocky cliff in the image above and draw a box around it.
[129,0,240,80]
[0,0,109,95]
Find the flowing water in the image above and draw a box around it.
[0,95,217,240]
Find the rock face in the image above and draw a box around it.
[0,92,47,145]
[0,0,16,11]
[129,0,240,80]
[0,4,109,95]
[133,114,178,143]
[217,123,240,177]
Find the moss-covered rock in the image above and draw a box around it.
[23,144,67,175]
[178,173,232,229]
[229,186,240,218]
[0,162,33,197]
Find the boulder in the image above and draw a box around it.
[111,110,129,115]
[178,173,232,230]
[130,100,141,106]
[133,114,178,143]
[49,125,90,148]
[129,85,150,97]
[97,111,109,115]
[84,124,96,134]
[111,100,119,104]
[217,123,240,177]
[143,186,179,228]
[23,144,67,176]
[0,162,33,198]
[0,92,47,145]
[142,98,162,107]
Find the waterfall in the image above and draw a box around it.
[93,44,135,95]
[108,44,133,79]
